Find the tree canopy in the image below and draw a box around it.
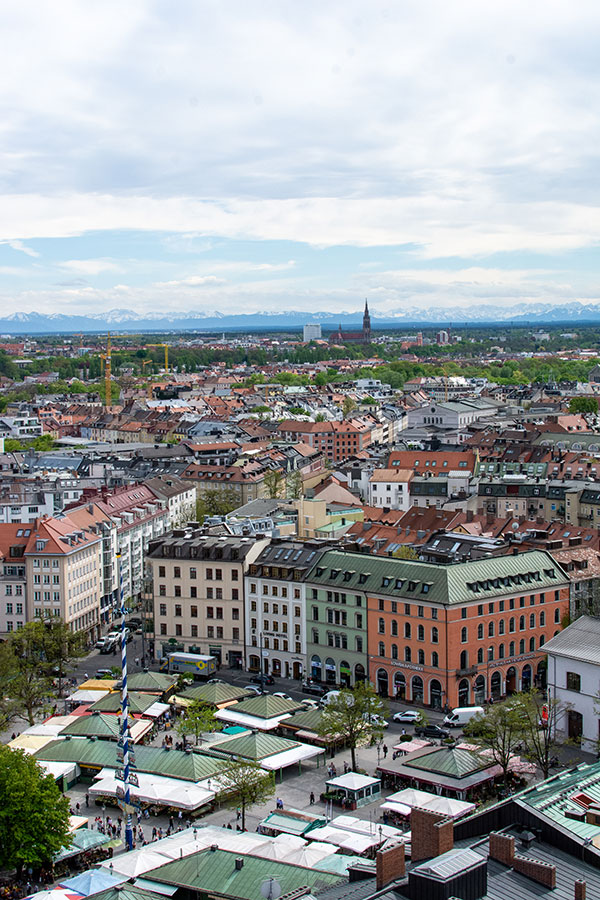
[317,681,387,770]
[217,759,274,830]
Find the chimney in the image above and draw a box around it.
[410,808,454,862]
[575,881,587,900]
[376,842,405,889]
[235,858,244,870]
[466,509,474,522]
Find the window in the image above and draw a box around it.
[216,627,223,639]
[378,641,385,657]
[509,598,515,610]
[519,616,525,631]
[312,606,319,620]
[174,566,181,578]
[216,607,223,619]
[175,624,182,636]
[520,596,525,608]
[391,619,398,636]
[431,608,438,619]
[160,623,167,635]
[250,583,257,594]
[159,603,167,616]
[404,603,411,615]
[477,623,484,639]
[461,627,468,643]
[499,600,505,612]
[461,608,467,619]
[509,617,515,633]
[529,636,536,651]
[509,641,515,657]
[174,585,181,597]
[356,637,363,652]
[554,608,561,623]
[232,608,239,620]
[207,606,214,618]
[529,613,535,628]
[216,588,223,600]
[191,605,198,618]
[417,624,424,641]
[432,651,439,668]
[460,650,468,669]
[477,604,483,616]
[488,602,494,614]
[540,610,545,626]
[159,584,166,596]
[206,568,213,580]
[356,613,363,629]
[378,598,385,611]
[566,672,581,692]
[378,618,385,634]
[418,649,425,664]
[215,568,222,581]
[207,588,213,599]
[498,643,505,659]
[477,648,483,664]
[190,567,196,579]
[391,643,398,659]
[233,627,240,640]
[175,604,182,617]
[159,565,165,578]
[519,639,525,654]
[207,626,214,638]
[499,619,505,635]
[404,622,411,638]
[191,625,198,637]
[404,646,411,662]
[431,627,438,643]
[418,606,424,617]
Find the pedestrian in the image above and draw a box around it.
[383,744,388,758]
[135,657,139,667]
[178,810,183,822]
[401,728,406,736]
[343,761,348,774]
[236,808,241,821]
[85,792,89,808]
[309,792,315,805]
[169,815,174,829]
[76,802,80,814]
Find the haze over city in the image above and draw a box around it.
[2,2,600,321]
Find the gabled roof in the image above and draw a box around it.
[208,731,300,761]
[89,691,160,714]
[181,682,253,705]
[60,711,120,739]
[543,615,600,664]
[232,694,304,719]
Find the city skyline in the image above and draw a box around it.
[1,2,600,317]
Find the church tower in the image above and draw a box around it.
[362,299,371,344]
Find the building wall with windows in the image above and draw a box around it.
[147,531,268,666]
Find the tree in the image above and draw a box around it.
[286,469,303,500]
[342,396,357,418]
[463,701,525,788]
[217,759,275,831]
[41,619,86,697]
[0,746,72,871]
[569,397,598,414]
[510,690,566,779]
[0,623,54,726]
[176,700,220,745]
[314,412,326,422]
[264,469,284,499]
[317,682,387,770]
[196,488,240,520]
[393,545,419,560]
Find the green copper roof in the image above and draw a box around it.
[36,738,227,782]
[146,848,341,900]
[306,548,567,605]
[182,682,253,705]
[126,671,177,693]
[89,691,159,714]
[61,712,120,740]
[405,747,489,779]
[280,709,324,732]
[84,885,157,900]
[231,694,303,718]
[208,732,300,761]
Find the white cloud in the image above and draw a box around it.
[60,258,124,275]
[2,240,39,258]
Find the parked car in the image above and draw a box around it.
[301,681,327,696]
[250,674,275,685]
[300,698,319,709]
[207,678,225,684]
[95,668,114,679]
[273,692,293,701]
[365,713,389,729]
[95,636,110,651]
[414,723,449,739]
[245,684,267,695]
[392,709,420,724]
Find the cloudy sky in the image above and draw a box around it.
[1,1,599,319]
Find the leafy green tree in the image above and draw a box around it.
[0,623,54,725]
[510,690,566,779]
[569,397,598,414]
[314,413,326,422]
[217,759,275,830]
[264,468,285,499]
[286,470,303,500]
[342,396,357,417]
[317,682,387,770]
[176,700,220,745]
[196,488,240,520]
[463,701,525,787]
[0,745,72,871]
[3,438,24,452]
[41,619,87,697]
[393,545,419,560]
[31,434,55,451]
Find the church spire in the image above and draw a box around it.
[362,298,371,344]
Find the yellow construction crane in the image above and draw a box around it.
[99,332,112,407]
[147,343,169,373]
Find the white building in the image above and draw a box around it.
[544,615,600,752]
[368,469,412,510]
[145,476,197,530]
[303,324,322,341]
[0,416,43,439]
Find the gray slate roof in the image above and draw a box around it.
[543,615,600,664]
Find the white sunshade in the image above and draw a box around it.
[326,773,379,791]
[143,701,171,718]
[215,708,292,732]
[90,769,214,811]
[385,788,475,819]
[68,690,110,703]
[307,826,380,854]
[260,743,324,771]
[158,826,270,857]
[24,718,78,736]
[380,801,412,817]
[330,815,403,839]
[387,788,438,808]
[281,842,339,867]
[100,848,172,878]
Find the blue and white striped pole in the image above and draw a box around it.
[118,554,134,852]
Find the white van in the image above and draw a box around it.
[443,706,484,728]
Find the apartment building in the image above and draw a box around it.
[0,515,102,641]
[147,530,269,667]
[305,548,569,709]
[145,475,197,529]
[244,539,329,680]
[277,419,373,464]
[66,502,119,626]
[367,469,413,510]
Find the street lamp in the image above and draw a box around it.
[487,647,493,703]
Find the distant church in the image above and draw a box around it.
[329,300,372,345]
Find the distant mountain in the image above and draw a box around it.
[0,302,597,334]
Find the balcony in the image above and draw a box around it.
[455,665,477,677]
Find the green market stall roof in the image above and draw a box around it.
[89,691,161,715]
[180,682,254,706]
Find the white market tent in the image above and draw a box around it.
[143,701,171,719]
[327,773,379,791]
[260,743,325,770]
[280,843,339,867]
[99,848,173,878]
[90,769,214,811]
[159,826,270,857]
[68,690,110,704]
[380,801,412,817]
[25,717,78,736]
[215,707,293,732]
[306,826,381,854]
[330,815,403,840]
[42,761,80,781]
[384,788,475,819]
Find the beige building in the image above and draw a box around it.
[0,516,102,642]
[147,530,269,667]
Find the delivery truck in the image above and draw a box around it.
[161,652,217,679]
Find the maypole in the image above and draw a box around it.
[116,553,137,850]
